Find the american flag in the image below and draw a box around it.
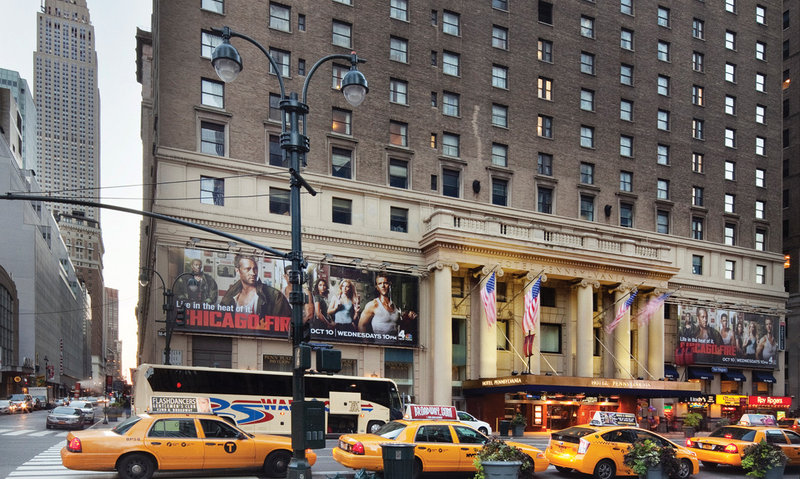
[524,333,535,357]
[606,289,638,333]
[522,277,541,334]
[636,291,672,326]
[481,272,497,328]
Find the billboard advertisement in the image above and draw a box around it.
[165,247,419,346]
[676,305,779,369]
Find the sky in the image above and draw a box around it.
[1,0,153,381]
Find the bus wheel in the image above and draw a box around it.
[263,450,292,477]
[117,453,155,479]
[367,420,384,434]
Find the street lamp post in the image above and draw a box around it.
[210,26,368,479]
[139,268,194,366]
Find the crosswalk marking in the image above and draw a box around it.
[3,430,35,436]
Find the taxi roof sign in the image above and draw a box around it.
[589,411,638,427]
[738,413,777,426]
[404,404,458,420]
[149,396,212,414]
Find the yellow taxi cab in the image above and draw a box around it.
[686,424,800,469]
[333,405,548,479]
[778,417,800,431]
[545,412,699,479]
[60,397,316,479]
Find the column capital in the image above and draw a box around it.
[612,282,636,294]
[481,265,503,277]
[525,272,548,283]
[427,261,460,272]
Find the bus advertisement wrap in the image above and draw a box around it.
[166,247,419,346]
[675,305,780,368]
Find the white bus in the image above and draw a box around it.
[132,364,403,435]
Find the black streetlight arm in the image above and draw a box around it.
[301,52,365,104]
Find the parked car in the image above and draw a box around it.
[68,400,95,425]
[457,410,492,435]
[0,399,15,414]
[8,394,33,413]
[46,407,85,430]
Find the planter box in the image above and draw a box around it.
[765,465,785,479]
[482,460,521,479]
[512,424,525,436]
[643,466,664,479]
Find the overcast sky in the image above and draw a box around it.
[1,0,153,381]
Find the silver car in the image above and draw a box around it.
[67,400,95,424]
[46,406,85,430]
[0,399,12,414]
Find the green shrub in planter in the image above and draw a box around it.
[473,437,534,479]
[682,412,702,428]
[741,440,788,478]
[623,439,679,478]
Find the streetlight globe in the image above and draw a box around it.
[341,68,368,107]
[211,41,243,83]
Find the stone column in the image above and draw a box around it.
[647,291,666,380]
[576,279,598,377]
[430,262,455,405]
[475,267,501,379]
[613,287,634,379]
[523,273,547,374]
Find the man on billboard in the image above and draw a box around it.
[219,254,291,318]
[694,307,722,345]
[757,317,778,363]
[358,273,417,336]
[174,258,219,305]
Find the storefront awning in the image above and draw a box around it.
[664,364,679,379]
[688,367,714,380]
[463,374,701,399]
[753,371,777,383]
[722,370,747,382]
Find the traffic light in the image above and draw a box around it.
[174,304,187,326]
[316,348,342,373]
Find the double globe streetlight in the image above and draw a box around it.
[139,268,193,367]
[210,26,368,479]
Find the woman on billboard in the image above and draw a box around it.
[328,279,360,331]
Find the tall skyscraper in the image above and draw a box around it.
[34,0,105,375]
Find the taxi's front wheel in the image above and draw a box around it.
[592,459,616,479]
[263,450,291,477]
[411,457,422,479]
[117,453,155,479]
[675,459,693,479]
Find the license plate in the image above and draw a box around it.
[702,444,713,450]
[59,421,66,424]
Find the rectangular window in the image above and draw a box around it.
[724,223,736,245]
[657,109,670,131]
[389,36,408,63]
[581,52,596,75]
[332,63,347,89]
[620,203,634,228]
[390,207,408,232]
[269,48,290,77]
[443,132,460,157]
[756,104,766,123]
[443,10,460,35]
[492,104,508,128]
[620,99,633,121]
[268,134,285,167]
[538,39,553,62]
[657,144,669,165]
[657,210,670,234]
[621,0,633,15]
[581,16,595,38]
[201,31,222,59]
[726,0,736,13]
[389,79,408,104]
[580,89,594,110]
[756,41,766,61]
[580,162,595,184]
[620,171,633,191]
[332,20,352,48]
[332,197,352,225]
[756,136,765,156]
[756,168,765,187]
[755,200,765,219]
[725,194,735,213]
[539,77,553,100]
[390,0,408,21]
[269,187,290,215]
[620,28,634,50]
[493,0,508,10]
[755,265,766,284]
[537,186,553,214]
[389,159,408,188]
[657,179,669,199]
[201,79,224,108]
[491,143,508,167]
[389,121,408,147]
[442,168,460,197]
[539,1,553,23]
[492,65,508,88]
[692,255,703,275]
[200,121,225,156]
[331,147,352,179]
[580,194,595,221]
[757,5,766,24]
[200,176,224,206]
[538,115,553,138]
[537,153,553,176]
[540,324,562,353]
[658,6,670,27]
[580,126,594,148]
[620,135,633,157]
[443,51,460,76]
[725,63,736,83]
[725,161,736,180]
[690,154,703,174]
[298,14,306,31]
[693,119,704,140]
[492,26,508,49]
[657,40,670,61]
[726,30,737,50]
[692,18,704,39]
[725,128,736,148]
[725,95,736,115]
[620,64,633,85]
[756,73,766,92]
[692,85,704,106]
[725,260,736,280]
[492,178,508,206]
[693,52,704,72]
[692,187,704,207]
[202,0,223,14]
[443,91,460,116]
[332,108,351,135]
[657,75,670,96]
[692,217,704,240]
[755,228,766,251]
[298,59,306,76]
[269,3,291,31]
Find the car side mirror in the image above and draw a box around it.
[238,432,248,440]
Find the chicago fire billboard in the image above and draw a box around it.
[676,305,780,369]
[166,247,419,347]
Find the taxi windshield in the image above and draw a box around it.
[374,421,406,439]
[709,427,756,441]
[112,416,142,435]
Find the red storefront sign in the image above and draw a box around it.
[747,396,792,407]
